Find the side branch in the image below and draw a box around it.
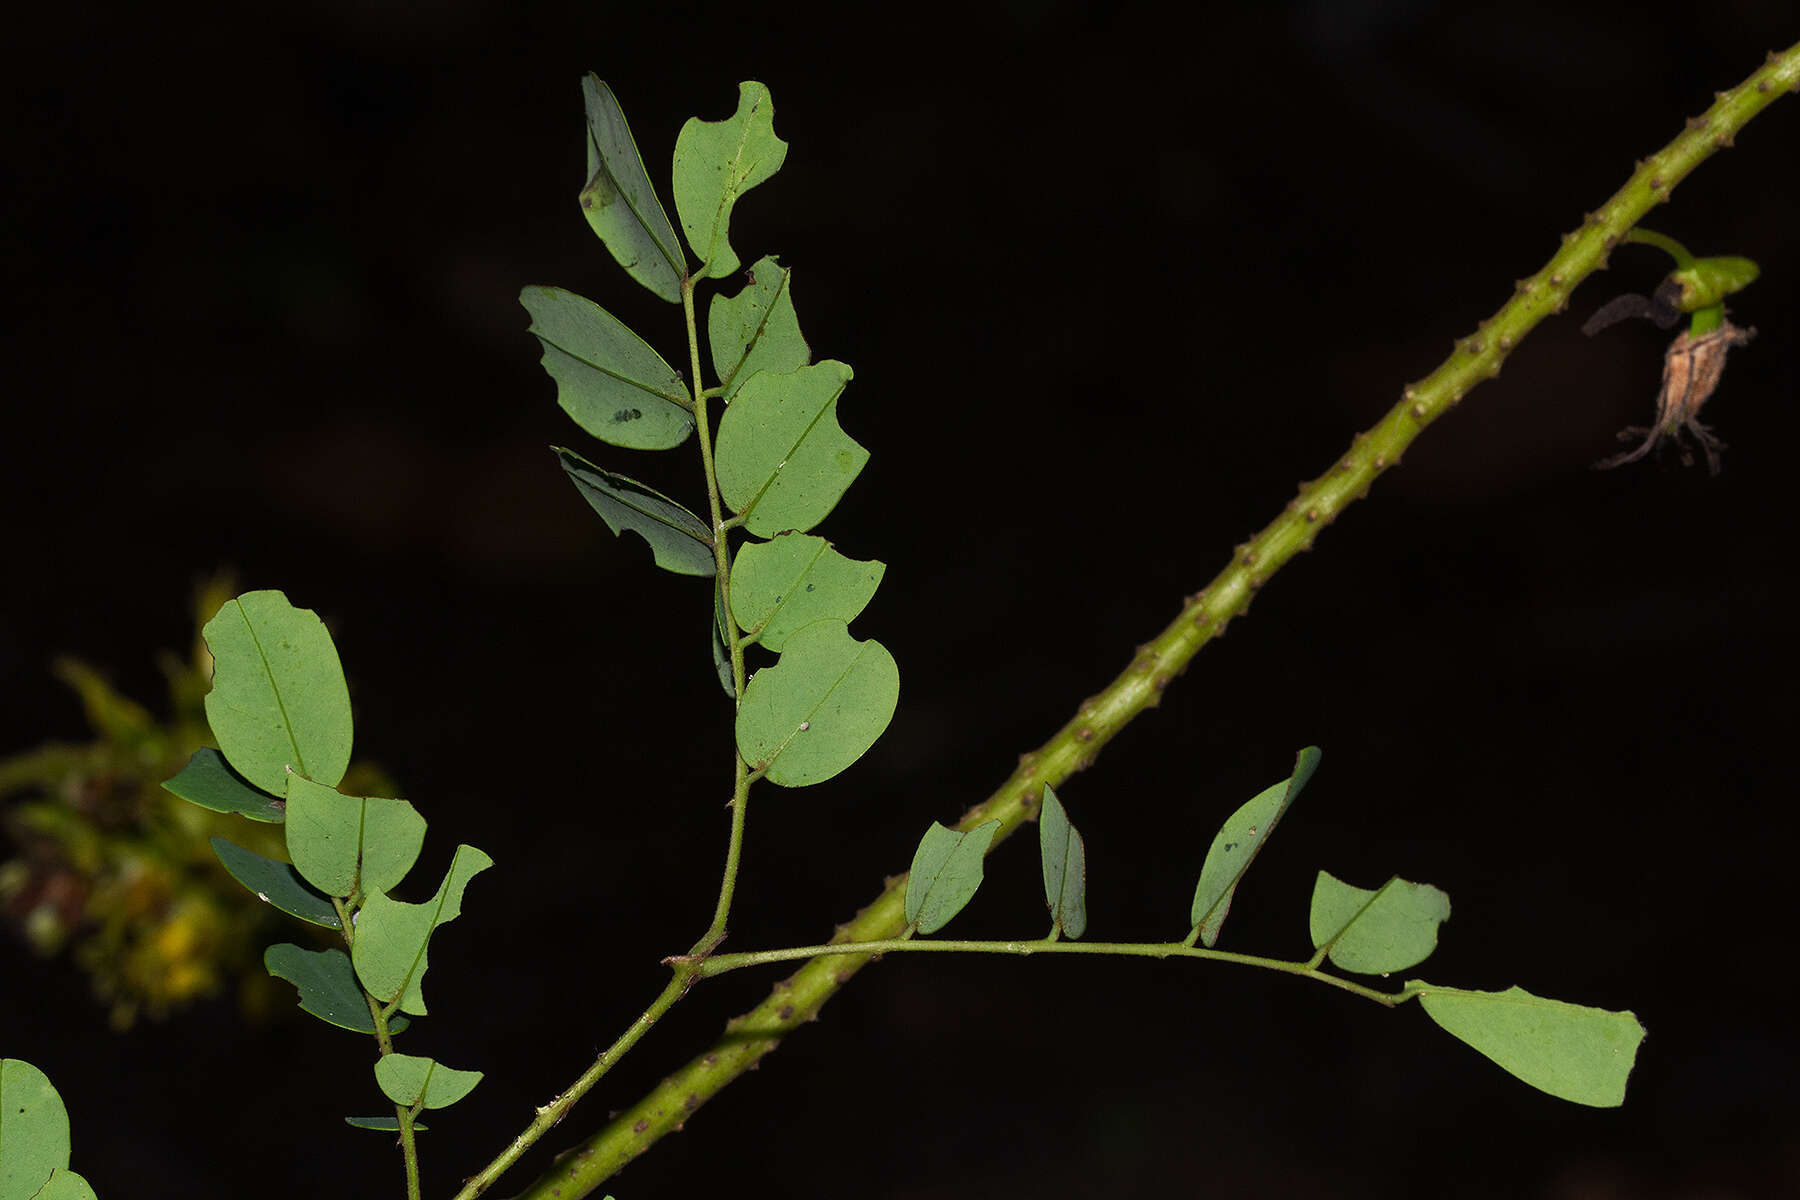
[512,42,1800,1200]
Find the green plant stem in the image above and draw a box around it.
[450,967,698,1200]
[680,271,753,954]
[334,894,423,1200]
[1624,227,1696,268]
[510,44,1800,1200]
[696,937,1404,1006]
[683,272,747,703]
[452,277,754,1197]
[370,1004,421,1200]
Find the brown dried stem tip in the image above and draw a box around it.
[1594,319,1755,475]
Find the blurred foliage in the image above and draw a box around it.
[1,576,396,1029]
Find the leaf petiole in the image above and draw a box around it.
[692,936,1408,1007]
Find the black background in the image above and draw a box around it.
[5,2,1799,1197]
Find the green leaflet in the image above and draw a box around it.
[729,533,885,650]
[577,75,686,303]
[1039,785,1088,939]
[714,362,868,537]
[710,584,737,698]
[373,1054,484,1110]
[1309,872,1450,975]
[345,1117,427,1133]
[521,285,694,451]
[905,820,1000,935]
[673,81,788,279]
[283,775,427,899]
[352,844,493,1016]
[210,837,340,929]
[202,591,353,796]
[29,1168,99,1199]
[1413,983,1646,1107]
[735,620,898,787]
[162,747,286,823]
[0,1058,69,1200]
[264,945,409,1035]
[708,255,810,400]
[1189,747,1321,947]
[556,447,716,577]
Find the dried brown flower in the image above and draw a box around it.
[1595,319,1755,475]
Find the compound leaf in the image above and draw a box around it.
[1189,746,1321,947]
[202,591,353,795]
[163,747,286,823]
[708,255,809,400]
[735,620,897,786]
[556,447,716,577]
[352,845,493,1016]
[577,75,685,303]
[522,285,693,450]
[264,945,409,1036]
[0,1058,67,1200]
[714,362,867,537]
[1413,983,1645,1107]
[673,81,787,279]
[284,775,426,899]
[210,837,340,929]
[728,533,884,650]
[906,820,1000,935]
[1309,872,1450,975]
[1039,784,1088,939]
[373,1054,484,1110]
